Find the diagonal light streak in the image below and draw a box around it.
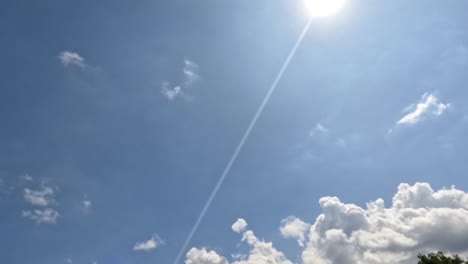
[174,19,313,264]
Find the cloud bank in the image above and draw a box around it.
[186,182,468,264]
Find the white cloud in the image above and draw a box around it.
[183,59,200,85]
[161,85,183,101]
[133,234,164,252]
[65,258,73,264]
[161,59,200,101]
[22,174,33,181]
[58,51,86,68]
[22,208,59,224]
[309,123,329,137]
[24,186,54,206]
[397,93,450,125]
[232,218,248,233]
[186,248,229,264]
[301,182,468,264]
[82,199,92,212]
[188,220,293,264]
[83,200,92,208]
[234,228,293,264]
[187,183,468,264]
[280,216,310,247]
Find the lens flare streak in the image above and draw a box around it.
[173,19,313,264]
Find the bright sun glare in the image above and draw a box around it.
[305,0,347,17]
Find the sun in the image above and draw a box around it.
[305,0,347,17]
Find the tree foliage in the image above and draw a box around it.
[418,252,468,264]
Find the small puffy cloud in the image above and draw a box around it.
[83,200,92,208]
[58,51,86,67]
[82,199,92,212]
[161,59,200,101]
[161,84,183,101]
[397,93,450,125]
[309,123,328,137]
[232,218,248,233]
[280,216,310,247]
[133,234,164,252]
[65,258,72,264]
[24,186,54,206]
[22,174,33,181]
[186,248,228,264]
[183,59,200,85]
[22,208,60,224]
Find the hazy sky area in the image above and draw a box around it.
[1,0,468,263]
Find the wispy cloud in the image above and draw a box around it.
[58,51,86,68]
[133,234,164,252]
[22,174,33,181]
[22,208,60,224]
[24,186,54,206]
[183,59,199,85]
[309,123,329,137]
[397,93,450,125]
[22,182,61,224]
[82,199,92,213]
[161,84,183,101]
[161,59,200,101]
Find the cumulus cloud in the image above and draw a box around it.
[58,51,86,68]
[280,216,310,247]
[186,248,228,264]
[188,219,293,264]
[232,218,248,233]
[234,229,293,264]
[24,186,54,206]
[133,234,164,252]
[397,93,450,125]
[187,183,468,264]
[161,59,200,101]
[22,208,60,224]
[300,182,468,264]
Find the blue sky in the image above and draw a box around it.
[1,1,468,263]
